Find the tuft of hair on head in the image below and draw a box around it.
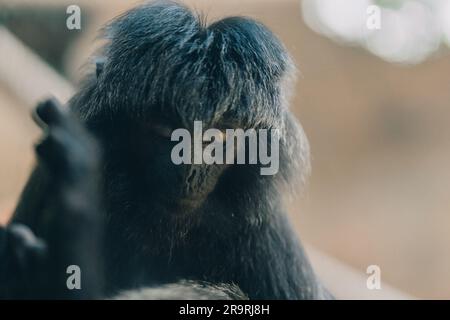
[94,1,296,129]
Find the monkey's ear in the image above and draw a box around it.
[95,57,106,78]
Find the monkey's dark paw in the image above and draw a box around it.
[33,98,100,185]
[0,224,48,299]
[6,224,47,270]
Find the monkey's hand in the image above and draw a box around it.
[0,224,47,299]
[33,98,100,187]
[25,98,105,299]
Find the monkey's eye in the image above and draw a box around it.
[149,123,173,138]
[217,130,226,143]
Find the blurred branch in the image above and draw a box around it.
[0,26,74,107]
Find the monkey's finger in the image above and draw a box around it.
[6,224,48,271]
[7,224,46,253]
[33,97,66,129]
[34,135,62,171]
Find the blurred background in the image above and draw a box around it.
[1,0,449,299]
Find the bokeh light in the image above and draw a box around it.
[302,0,450,64]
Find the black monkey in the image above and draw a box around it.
[3,1,332,299]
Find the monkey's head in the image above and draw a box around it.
[71,1,310,220]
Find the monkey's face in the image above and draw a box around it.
[86,5,300,216]
[128,118,230,214]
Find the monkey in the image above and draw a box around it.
[1,1,332,300]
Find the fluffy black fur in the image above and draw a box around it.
[2,1,331,299]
